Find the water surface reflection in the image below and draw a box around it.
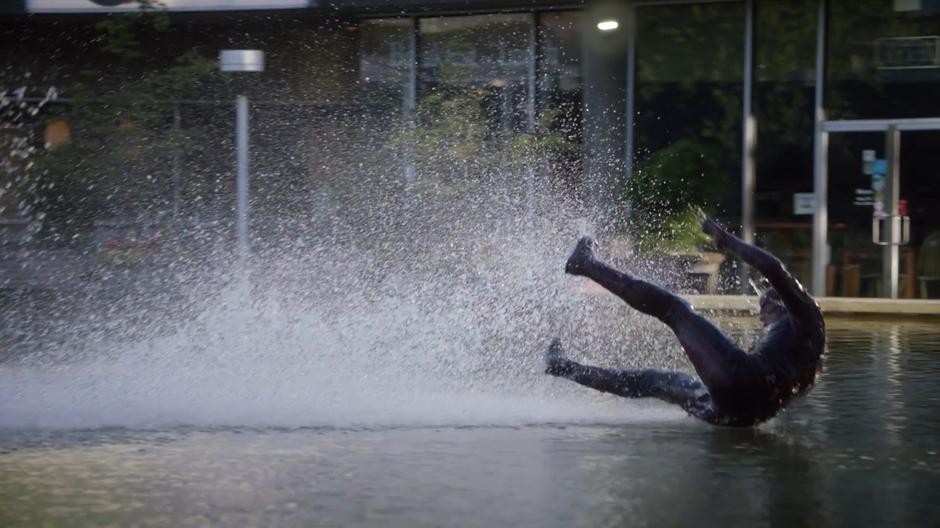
[1,320,939,527]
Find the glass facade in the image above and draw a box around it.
[827,0,940,120]
[633,2,744,225]
[537,11,583,143]
[824,0,940,298]
[826,132,888,297]
[4,1,938,298]
[901,130,940,298]
[624,0,940,298]
[634,3,744,211]
[418,15,531,142]
[626,2,744,291]
[357,12,585,185]
[353,2,940,298]
[822,129,931,299]
[359,18,412,107]
[537,11,584,192]
[825,128,940,299]
[753,0,818,288]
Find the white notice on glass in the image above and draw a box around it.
[793,193,815,215]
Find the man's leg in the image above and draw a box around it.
[545,339,714,421]
[565,237,745,391]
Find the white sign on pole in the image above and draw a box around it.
[793,193,815,215]
[220,50,265,73]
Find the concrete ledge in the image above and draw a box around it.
[684,294,940,316]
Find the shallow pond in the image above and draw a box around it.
[1,320,939,527]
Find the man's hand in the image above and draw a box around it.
[702,218,729,248]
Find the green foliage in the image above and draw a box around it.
[95,1,170,59]
[634,208,711,254]
[25,1,217,241]
[27,143,103,236]
[508,110,578,164]
[95,246,149,266]
[392,39,577,183]
[628,139,724,215]
[396,87,489,170]
[626,139,724,253]
[393,86,577,189]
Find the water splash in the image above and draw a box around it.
[0,174,698,430]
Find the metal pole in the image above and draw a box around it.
[883,125,900,299]
[811,0,829,296]
[235,94,250,259]
[823,117,940,132]
[171,103,182,220]
[624,6,637,182]
[525,12,538,221]
[740,0,756,291]
[403,17,418,183]
[527,12,537,133]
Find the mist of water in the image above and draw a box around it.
[0,81,705,430]
[1,166,703,430]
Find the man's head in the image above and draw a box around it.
[758,288,787,326]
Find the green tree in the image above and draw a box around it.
[25,1,217,242]
[393,76,575,194]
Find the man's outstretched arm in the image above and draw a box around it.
[703,219,817,322]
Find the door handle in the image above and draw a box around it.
[872,215,910,246]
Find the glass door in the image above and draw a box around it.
[826,128,940,298]
[900,130,940,299]
[826,132,892,297]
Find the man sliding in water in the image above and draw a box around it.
[546,218,825,426]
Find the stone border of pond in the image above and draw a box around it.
[567,282,940,316]
[683,294,940,317]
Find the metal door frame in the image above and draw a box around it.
[812,118,940,298]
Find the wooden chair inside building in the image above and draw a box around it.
[829,246,918,298]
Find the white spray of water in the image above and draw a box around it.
[0,170,695,430]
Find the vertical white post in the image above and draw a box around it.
[811,0,829,296]
[235,94,250,260]
[525,12,538,221]
[404,17,418,183]
[883,125,900,299]
[219,50,263,263]
[624,6,636,182]
[526,12,537,134]
[171,103,182,220]
[740,0,756,291]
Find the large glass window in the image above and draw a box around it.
[824,1,940,298]
[537,11,583,190]
[357,13,584,191]
[418,15,531,141]
[538,11,582,142]
[827,0,940,119]
[753,0,818,287]
[630,2,744,260]
[359,18,412,108]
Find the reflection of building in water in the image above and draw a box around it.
[3,0,940,300]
